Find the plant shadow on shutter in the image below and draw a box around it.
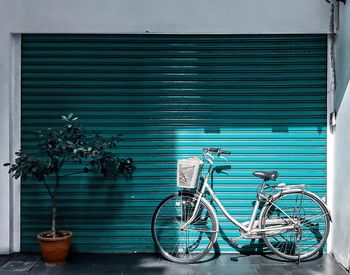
[21,34,327,254]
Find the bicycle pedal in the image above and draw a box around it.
[230,239,239,247]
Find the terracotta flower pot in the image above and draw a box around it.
[37,231,73,264]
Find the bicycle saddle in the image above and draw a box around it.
[253,171,279,181]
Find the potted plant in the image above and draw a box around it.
[4,113,133,264]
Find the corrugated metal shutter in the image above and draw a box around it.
[21,34,327,253]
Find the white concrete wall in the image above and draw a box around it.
[334,2,350,111]
[0,0,330,34]
[332,1,350,269]
[332,1,350,271]
[332,81,350,270]
[0,0,330,254]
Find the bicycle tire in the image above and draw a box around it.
[151,191,218,264]
[260,190,330,261]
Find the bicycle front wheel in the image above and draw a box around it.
[260,190,330,261]
[151,191,218,263]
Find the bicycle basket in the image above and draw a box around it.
[177,158,203,189]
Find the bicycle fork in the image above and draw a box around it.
[179,170,212,230]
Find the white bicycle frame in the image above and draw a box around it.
[180,152,298,236]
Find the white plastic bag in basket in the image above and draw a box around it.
[177,157,203,188]
[179,163,196,186]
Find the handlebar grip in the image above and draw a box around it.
[220,150,231,155]
[208,148,220,153]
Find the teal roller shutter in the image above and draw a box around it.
[21,34,327,253]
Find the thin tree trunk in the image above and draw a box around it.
[51,195,56,237]
[42,176,56,237]
[51,173,60,238]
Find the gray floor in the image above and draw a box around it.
[0,253,347,275]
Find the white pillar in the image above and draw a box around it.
[0,33,21,254]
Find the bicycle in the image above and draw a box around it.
[151,148,331,264]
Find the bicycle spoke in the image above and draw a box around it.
[301,213,328,224]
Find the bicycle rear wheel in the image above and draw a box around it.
[260,190,330,261]
[151,191,218,263]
